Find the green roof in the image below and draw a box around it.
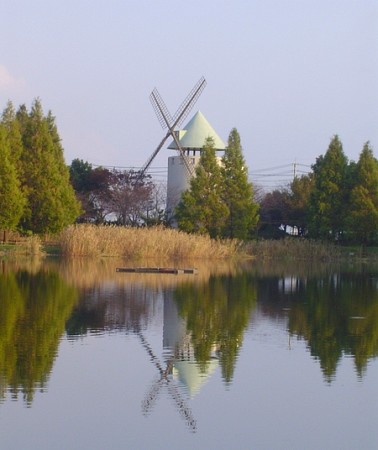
[168,111,225,151]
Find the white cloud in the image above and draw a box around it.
[0,65,26,93]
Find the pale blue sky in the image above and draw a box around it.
[1,0,377,188]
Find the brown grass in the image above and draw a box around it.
[245,238,341,261]
[58,224,242,259]
[0,235,43,257]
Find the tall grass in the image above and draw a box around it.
[0,235,43,257]
[58,224,241,259]
[245,238,342,261]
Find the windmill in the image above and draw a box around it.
[137,331,197,432]
[138,76,207,180]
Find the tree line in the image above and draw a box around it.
[1,99,376,245]
[259,136,378,245]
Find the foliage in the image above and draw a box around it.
[347,142,378,245]
[0,99,81,235]
[70,159,113,223]
[174,273,257,383]
[286,174,314,236]
[16,99,81,234]
[0,269,78,405]
[110,170,154,226]
[176,137,229,237]
[308,135,349,240]
[258,189,290,237]
[0,126,25,230]
[221,128,259,239]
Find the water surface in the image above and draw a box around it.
[0,258,377,449]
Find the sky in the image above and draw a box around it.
[1,0,377,190]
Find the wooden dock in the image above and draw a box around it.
[116,267,198,275]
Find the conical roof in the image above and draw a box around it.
[168,111,225,151]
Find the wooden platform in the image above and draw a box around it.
[116,267,198,275]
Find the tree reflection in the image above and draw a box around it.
[0,268,78,405]
[266,270,378,382]
[174,273,257,384]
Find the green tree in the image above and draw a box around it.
[308,135,349,240]
[176,137,229,237]
[0,126,25,231]
[1,101,24,167]
[17,99,81,234]
[258,189,290,238]
[348,142,378,244]
[287,174,314,236]
[221,128,259,239]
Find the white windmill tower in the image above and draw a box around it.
[139,77,225,221]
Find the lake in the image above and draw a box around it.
[0,257,377,450]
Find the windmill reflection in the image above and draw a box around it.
[138,290,221,432]
[138,331,197,432]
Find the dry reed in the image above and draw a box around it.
[58,224,241,259]
[245,238,341,261]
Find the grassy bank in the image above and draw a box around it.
[2,226,377,262]
[58,224,241,259]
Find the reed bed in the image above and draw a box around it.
[245,238,342,261]
[58,224,242,259]
[0,235,43,257]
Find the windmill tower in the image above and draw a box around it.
[139,77,225,221]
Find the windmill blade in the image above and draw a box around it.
[139,76,206,177]
[137,332,165,375]
[150,88,172,130]
[167,381,197,432]
[169,130,195,178]
[141,377,165,415]
[171,76,206,130]
[138,130,171,178]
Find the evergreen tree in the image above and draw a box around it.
[308,135,349,240]
[176,137,229,237]
[287,174,314,236]
[0,126,25,231]
[348,142,378,244]
[1,101,24,166]
[18,99,81,234]
[221,128,259,239]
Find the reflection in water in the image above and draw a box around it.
[1,257,378,413]
[251,262,378,382]
[0,263,78,405]
[138,331,197,432]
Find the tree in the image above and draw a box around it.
[69,159,113,223]
[0,126,25,232]
[221,128,259,239]
[1,101,24,168]
[110,170,154,226]
[17,99,81,234]
[308,135,349,240]
[258,189,290,238]
[348,142,378,244]
[176,137,229,237]
[287,174,314,236]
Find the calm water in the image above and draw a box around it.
[0,258,377,450]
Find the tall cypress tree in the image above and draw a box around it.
[308,135,349,240]
[176,137,229,238]
[17,99,80,234]
[221,128,259,239]
[0,126,25,231]
[348,142,378,244]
